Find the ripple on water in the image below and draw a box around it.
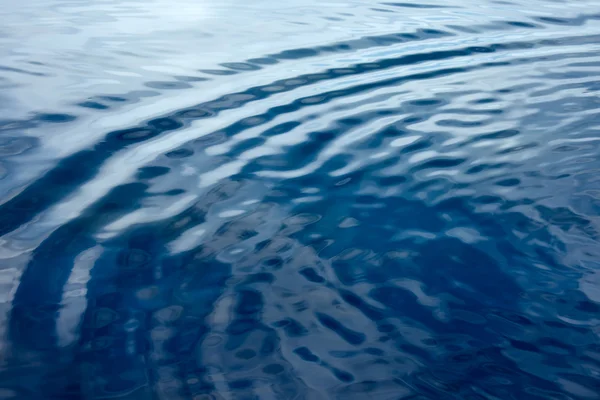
[1,0,600,398]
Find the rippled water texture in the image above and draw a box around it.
[1,0,600,398]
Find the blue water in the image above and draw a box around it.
[1,0,600,398]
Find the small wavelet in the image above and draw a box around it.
[1,0,600,399]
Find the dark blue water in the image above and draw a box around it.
[1,0,600,398]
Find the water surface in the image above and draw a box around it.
[1,0,600,398]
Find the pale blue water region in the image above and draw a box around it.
[1,0,600,398]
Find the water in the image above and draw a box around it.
[1,0,600,398]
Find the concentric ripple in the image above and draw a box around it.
[1,0,600,399]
